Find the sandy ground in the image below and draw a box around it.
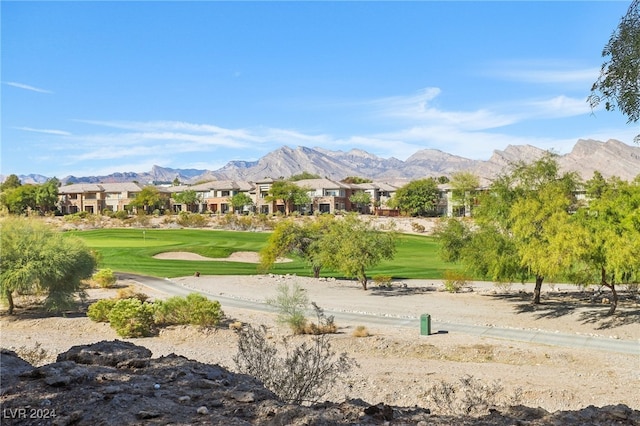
[2,252,639,414]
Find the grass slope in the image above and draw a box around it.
[70,228,459,279]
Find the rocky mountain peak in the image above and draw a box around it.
[7,139,639,185]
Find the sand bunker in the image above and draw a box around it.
[153,251,291,263]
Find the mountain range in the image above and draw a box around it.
[6,139,640,186]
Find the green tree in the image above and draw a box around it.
[588,0,640,143]
[229,193,254,213]
[267,181,310,215]
[572,176,640,314]
[35,178,60,214]
[585,171,608,199]
[349,191,372,213]
[260,215,334,278]
[173,189,201,212]
[131,186,168,214]
[0,218,97,314]
[289,172,321,181]
[450,172,480,217]
[437,154,582,304]
[0,184,38,214]
[389,178,440,217]
[341,176,372,184]
[318,214,397,290]
[1,174,22,191]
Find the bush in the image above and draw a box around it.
[92,268,117,288]
[14,342,50,366]
[303,302,338,335]
[425,375,521,416]
[266,283,309,334]
[411,222,426,233]
[114,210,129,220]
[116,286,149,302]
[373,274,393,288]
[442,270,469,293]
[176,212,208,228]
[87,298,117,322]
[352,325,371,338]
[154,293,223,328]
[107,298,156,337]
[234,324,357,404]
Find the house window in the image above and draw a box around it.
[221,190,230,197]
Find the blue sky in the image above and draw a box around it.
[2,1,637,178]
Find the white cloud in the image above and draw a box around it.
[524,95,592,119]
[372,87,519,130]
[5,81,53,94]
[488,60,599,84]
[14,126,71,136]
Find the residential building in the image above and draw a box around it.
[167,180,254,214]
[58,182,143,214]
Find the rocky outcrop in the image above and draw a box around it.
[1,341,637,426]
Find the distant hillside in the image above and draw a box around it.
[4,139,639,185]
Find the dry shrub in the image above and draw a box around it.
[234,324,357,405]
[442,270,469,293]
[229,321,243,331]
[425,375,521,416]
[352,325,371,337]
[14,342,50,366]
[116,286,149,302]
[302,302,337,335]
[373,275,393,288]
[411,222,426,233]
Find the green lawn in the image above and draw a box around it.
[69,228,459,279]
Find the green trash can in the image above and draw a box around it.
[420,314,431,336]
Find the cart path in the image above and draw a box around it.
[123,273,640,355]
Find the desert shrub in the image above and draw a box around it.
[114,210,129,220]
[352,325,371,338]
[234,324,357,405]
[176,212,208,228]
[217,213,257,231]
[92,268,117,288]
[229,321,243,331]
[107,298,156,338]
[266,282,309,334]
[14,342,50,366]
[425,375,521,416]
[411,222,426,233]
[87,298,118,322]
[116,286,149,302]
[131,213,150,228]
[442,270,469,293]
[303,302,337,335]
[161,216,175,225]
[255,213,276,230]
[154,293,223,328]
[373,274,393,288]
